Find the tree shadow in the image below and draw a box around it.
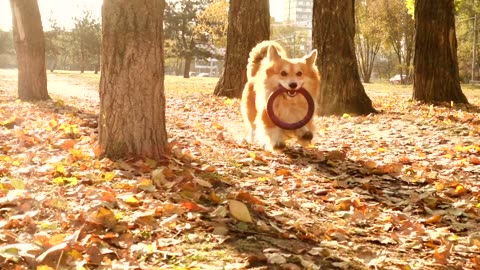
[215,143,472,269]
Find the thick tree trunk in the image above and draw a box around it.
[10,0,49,101]
[312,0,376,115]
[413,0,468,104]
[214,0,270,98]
[99,0,168,160]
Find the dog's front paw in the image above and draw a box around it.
[273,141,286,150]
[297,131,313,147]
[263,141,286,152]
[300,131,313,141]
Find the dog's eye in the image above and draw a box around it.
[281,71,288,76]
[296,71,303,77]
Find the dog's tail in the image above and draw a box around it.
[246,40,286,79]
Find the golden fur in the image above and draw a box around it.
[241,40,320,151]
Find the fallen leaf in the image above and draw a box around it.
[228,200,253,223]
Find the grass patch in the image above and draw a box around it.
[23,70,480,100]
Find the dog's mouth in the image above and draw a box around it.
[286,90,298,97]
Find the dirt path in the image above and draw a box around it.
[0,69,99,102]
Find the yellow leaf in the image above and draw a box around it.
[52,177,65,185]
[10,178,25,190]
[56,164,66,175]
[454,185,467,196]
[65,177,78,185]
[212,122,224,130]
[124,196,141,207]
[257,177,269,182]
[224,98,233,105]
[228,200,253,223]
[48,119,58,128]
[70,249,83,260]
[37,265,55,270]
[104,171,116,181]
[342,113,351,119]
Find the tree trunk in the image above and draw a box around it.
[50,55,57,72]
[312,0,376,115]
[183,55,192,78]
[99,0,168,160]
[80,44,86,74]
[94,52,100,74]
[10,0,49,101]
[213,0,270,98]
[413,0,468,104]
[356,38,380,83]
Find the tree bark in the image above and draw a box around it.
[99,0,168,160]
[214,0,270,98]
[10,0,49,101]
[413,0,468,104]
[312,0,376,115]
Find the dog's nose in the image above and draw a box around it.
[289,82,298,89]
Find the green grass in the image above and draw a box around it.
[47,71,218,96]
[44,70,480,99]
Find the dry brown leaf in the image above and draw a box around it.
[228,200,253,223]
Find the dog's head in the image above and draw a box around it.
[265,45,319,94]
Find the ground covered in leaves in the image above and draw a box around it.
[1,70,480,270]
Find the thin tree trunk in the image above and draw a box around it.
[50,55,57,72]
[99,0,168,160]
[80,43,86,74]
[183,55,192,78]
[10,0,49,101]
[214,0,270,98]
[312,0,376,115]
[413,0,468,104]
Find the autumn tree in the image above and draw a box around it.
[413,0,468,104]
[44,16,65,72]
[271,22,311,58]
[99,0,168,160]
[9,0,49,100]
[312,0,376,115]
[0,30,14,55]
[213,0,270,98]
[197,0,228,48]
[381,0,415,82]
[72,10,101,74]
[164,0,213,78]
[456,0,480,81]
[355,0,382,83]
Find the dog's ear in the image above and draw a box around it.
[267,45,282,62]
[304,49,318,66]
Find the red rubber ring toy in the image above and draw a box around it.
[266,86,315,130]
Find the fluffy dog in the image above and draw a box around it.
[241,40,320,151]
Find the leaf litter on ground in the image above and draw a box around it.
[0,72,480,269]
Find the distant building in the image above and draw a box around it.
[283,0,313,29]
[193,58,222,77]
[271,0,313,55]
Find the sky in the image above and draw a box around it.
[0,0,284,31]
[1,0,101,31]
